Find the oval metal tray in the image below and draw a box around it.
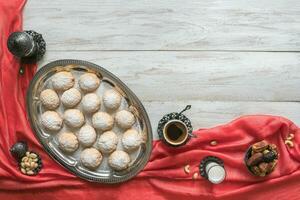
[27,59,152,184]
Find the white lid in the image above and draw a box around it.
[207,165,226,184]
[205,162,219,172]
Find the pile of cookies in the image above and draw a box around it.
[245,140,278,177]
[39,71,143,171]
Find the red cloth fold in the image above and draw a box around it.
[1,1,300,199]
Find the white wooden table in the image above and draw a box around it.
[24,0,300,139]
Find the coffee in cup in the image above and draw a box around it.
[163,120,189,146]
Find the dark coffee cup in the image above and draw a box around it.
[162,120,189,146]
[157,105,194,147]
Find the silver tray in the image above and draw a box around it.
[27,59,152,184]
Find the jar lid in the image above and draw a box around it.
[207,165,226,184]
[200,156,226,184]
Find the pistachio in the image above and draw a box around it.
[28,158,32,163]
[184,165,190,174]
[25,167,31,171]
[21,162,25,168]
[263,149,270,154]
[33,158,38,162]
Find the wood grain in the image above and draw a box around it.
[37,51,300,139]
[24,0,300,51]
[144,100,300,139]
[39,51,300,102]
[24,1,300,140]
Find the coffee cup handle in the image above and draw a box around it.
[177,105,192,116]
[178,105,196,138]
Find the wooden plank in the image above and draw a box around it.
[144,100,300,139]
[24,0,300,51]
[39,51,300,102]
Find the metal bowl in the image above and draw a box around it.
[27,59,152,184]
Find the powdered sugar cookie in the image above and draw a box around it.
[81,93,101,113]
[122,129,142,151]
[78,73,100,92]
[63,109,85,128]
[103,89,121,111]
[78,125,97,147]
[57,132,79,153]
[41,111,63,131]
[95,131,118,154]
[92,112,114,131]
[40,89,60,110]
[115,110,135,130]
[80,148,102,170]
[108,150,130,171]
[61,88,82,108]
[52,71,75,91]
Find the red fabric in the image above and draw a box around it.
[1,1,300,200]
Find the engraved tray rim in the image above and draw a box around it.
[26,59,153,184]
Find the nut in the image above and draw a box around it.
[269,159,278,172]
[26,170,34,175]
[269,144,277,151]
[287,133,294,140]
[184,165,190,174]
[210,140,217,146]
[22,157,28,162]
[34,163,38,168]
[21,168,26,174]
[33,158,38,162]
[192,172,198,180]
[247,152,264,166]
[26,151,30,156]
[285,140,294,148]
[258,162,268,174]
[30,162,36,169]
[259,172,266,177]
[29,153,37,159]
[263,149,270,155]
[21,162,25,168]
[251,166,261,176]
[24,162,30,168]
[252,140,268,152]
